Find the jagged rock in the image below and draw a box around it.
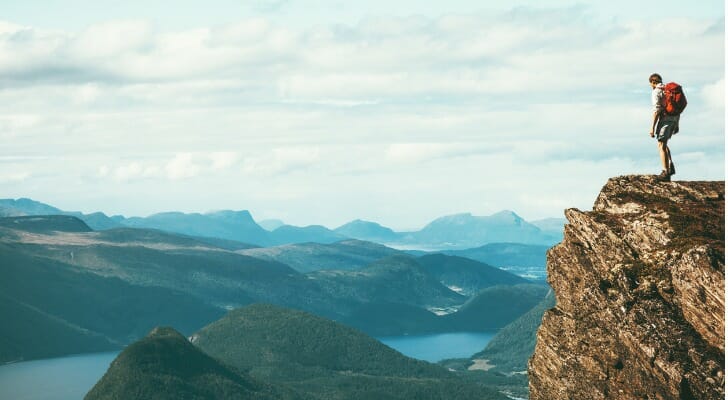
[529,175,724,400]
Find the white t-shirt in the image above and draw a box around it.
[651,83,665,114]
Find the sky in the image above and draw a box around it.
[0,1,724,230]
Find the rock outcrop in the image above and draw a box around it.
[529,175,724,400]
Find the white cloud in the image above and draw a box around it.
[97,152,241,182]
[0,114,42,139]
[242,147,321,176]
[113,162,161,182]
[700,77,725,110]
[97,165,110,178]
[386,143,487,163]
[0,6,723,227]
[210,152,239,170]
[74,83,101,104]
[165,153,200,180]
[69,20,152,60]
[0,171,30,183]
[0,11,720,95]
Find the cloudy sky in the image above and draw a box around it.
[1,1,724,230]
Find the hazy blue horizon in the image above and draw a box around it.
[1,195,570,232]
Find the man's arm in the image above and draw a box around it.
[650,87,662,137]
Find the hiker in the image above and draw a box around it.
[648,73,679,181]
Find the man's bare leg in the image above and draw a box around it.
[657,140,674,180]
[658,141,670,172]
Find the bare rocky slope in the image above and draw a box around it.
[529,175,724,400]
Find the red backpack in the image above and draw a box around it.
[662,82,687,115]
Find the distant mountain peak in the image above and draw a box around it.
[206,209,254,220]
[338,219,379,226]
[415,210,558,249]
[0,198,63,216]
[492,210,519,218]
[433,210,524,222]
[334,219,399,242]
[490,210,526,225]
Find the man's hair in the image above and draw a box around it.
[649,73,663,84]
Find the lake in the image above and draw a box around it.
[378,331,496,362]
[0,332,495,399]
[0,351,119,400]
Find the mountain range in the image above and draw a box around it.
[396,211,560,249]
[0,214,549,363]
[0,201,559,399]
[0,198,563,249]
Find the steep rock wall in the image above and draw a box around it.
[529,175,724,400]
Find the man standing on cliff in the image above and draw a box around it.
[649,73,678,181]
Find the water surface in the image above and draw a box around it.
[0,351,119,400]
[378,331,496,362]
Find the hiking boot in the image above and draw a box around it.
[669,162,676,176]
[657,170,671,182]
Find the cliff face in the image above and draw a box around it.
[529,175,724,400]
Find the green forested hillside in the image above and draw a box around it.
[307,255,466,308]
[417,254,528,296]
[472,289,556,372]
[194,304,447,377]
[0,293,117,362]
[442,243,549,268]
[240,239,401,272]
[0,242,226,362]
[85,327,299,400]
[444,284,550,330]
[193,304,508,400]
[342,302,443,336]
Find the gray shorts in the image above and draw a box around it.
[654,115,679,142]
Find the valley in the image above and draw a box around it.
[1,213,550,363]
[0,199,556,399]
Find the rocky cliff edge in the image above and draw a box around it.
[529,175,724,400]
